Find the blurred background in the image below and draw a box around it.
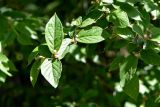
[0,0,160,107]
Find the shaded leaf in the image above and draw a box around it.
[132,23,143,36]
[119,2,142,20]
[0,72,7,83]
[109,56,124,71]
[28,47,38,65]
[124,75,139,100]
[120,55,138,87]
[80,9,102,28]
[140,49,160,65]
[38,44,52,58]
[15,22,33,45]
[30,60,41,87]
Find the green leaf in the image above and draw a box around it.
[123,75,139,100]
[109,56,124,71]
[110,9,129,28]
[0,15,9,40]
[80,9,102,28]
[120,55,138,87]
[119,3,142,20]
[144,0,158,12]
[40,58,62,88]
[0,62,11,76]
[0,42,1,52]
[116,27,135,39]
[102,0,113,4]
[0,53,12,76]
[150,26,160,42]
[28,47,38,65]
[71,16,82,26]
[0,53,9,63]
[45,13,64,53]
[8,60,17,71]
[38,44,52,58]
[30,60,41,87]
[132,23,143,36]
[140,49,160,65]
[77,26,109,43]
[56,38,71,59]
[15,22,33,45]
[126,0,141,4]
[0,72,7,83]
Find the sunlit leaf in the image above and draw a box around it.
[45,13,64,53]
[41,58,62,88]
[77,26,109,43]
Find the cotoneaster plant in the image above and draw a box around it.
[28,0,160,100]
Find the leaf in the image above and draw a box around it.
[132,23,143,36]
[110,9,129,28]
[119,3,142,20]
[116,27,135,39]
[80,9,102,28]
[15,22,33,45]
[0,62,11,76]
[41,58,62,88]
[126,0,141,4]
[150,26,160,42]
[0,15,9,39]
[144,0,157,12]
[28,47,38,65]
[109,56,124,71]
[8,60,17,71]
[30,60,41,87]
[77,26,109,43]
[140,49,160,65]
[45,13,64,53]
[0,53,12,76]
[0,42,1,52]
[71,16,82,26]
[123,75,139,100]
[56,38,71,59]
[0,53,9,63]
[38,44,52,58]
[0,72,7,83]
[120,55,138,87]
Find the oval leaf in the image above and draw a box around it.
[40,58,62,88]
[110,9,129,28]
[120,3,142,20]
[77,26,109,43]
[45,13,64,53]
[120,55,138,87]
[80,9,103,28]
[140,49,160,65]
[123,75,139,100]
[30,60,41,87]
[28,47,38,65]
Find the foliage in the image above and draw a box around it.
[1,0,160,106]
